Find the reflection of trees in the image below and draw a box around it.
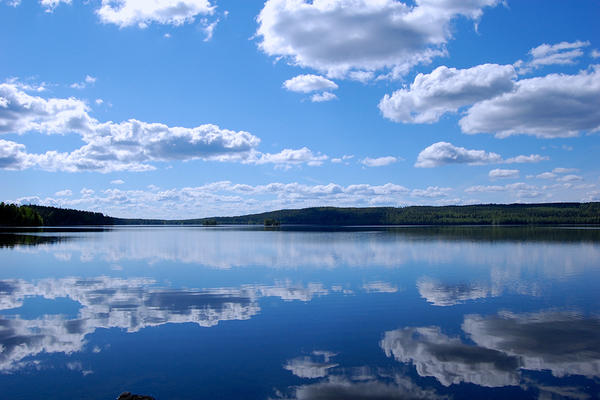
[381,311,600,389]
[0,234,68,249]
[0,277,330,372]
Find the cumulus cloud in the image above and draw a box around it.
[110,179,125,185]
[416,142,549,168]
[245,147,328,168]
[0,139,32,170]
[516,41,590,73]
[504,154,548,164]
[256,0,501,79]
[8,181,471,219]
[311,92,337,102]
[54,189,72,197]
[379,64,516,123]
[465,182,546,199]
[489,169,519,179]
[460,66,600,138]
[40,0,71,12]
[0,83,329,172]
[283,74,338,93]
[70,75,96,90]
[553,167,578,174]
[415,142,501,167]
[361,156,397,167]
[96,0,216,28]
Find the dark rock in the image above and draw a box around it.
[117,392,155,400]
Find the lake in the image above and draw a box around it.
[0,226,599,399]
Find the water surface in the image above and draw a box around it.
[1,226,599,399]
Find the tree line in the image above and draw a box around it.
[1,202,599,226]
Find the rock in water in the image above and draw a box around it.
[117,392,155,400]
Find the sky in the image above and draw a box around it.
[0,0,599,219]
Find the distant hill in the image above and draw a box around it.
[183,203,600,226]
[1,203,599,227]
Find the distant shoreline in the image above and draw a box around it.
[2,202,599,227]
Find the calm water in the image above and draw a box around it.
[0,226,599,399]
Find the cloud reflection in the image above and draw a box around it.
[0,277,331,372]
[273,369,445,400]
[417,278,490,306]
[381,311,600,388]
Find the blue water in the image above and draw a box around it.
[0,226,599,399]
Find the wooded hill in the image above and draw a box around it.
[1,202,599,226]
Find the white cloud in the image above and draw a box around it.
[256,0,501,80]
[0,82,92,135]
[553,167,578,174]
[536,172,556,180]
[557,174,583,183]
[0,83,328,172]
[465,182,546,199]
[379,64,516,123]
[110,179,125,185]
[415,142,502,168]
[95,98,104,105]
[592,49,600,59]
[411,186,451,198]
[54,189,72,197]
[331,155,353,164]
[489,169,519,179]
[70,75,96,90]
[504,154,548,164]
[201,17,219,41]
[460,66,600,138]
[0,139,32,170]
[243,147,328,168]
[96,0,215,28]
[2,0,21,6]
[40,0,71,12]
[517,41,590,73]
[361,156,397,167]
[311,92,337,102]
[283,74,338,93]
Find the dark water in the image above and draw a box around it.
[0,226,599,399]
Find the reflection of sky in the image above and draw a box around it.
[275,365,446,400]
[8,229,600,275]
[0,227,599,398]
[0,277,333,372]
[382,311,600,388]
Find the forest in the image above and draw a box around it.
[1,202,599,226]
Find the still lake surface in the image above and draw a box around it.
[0,226,599,399]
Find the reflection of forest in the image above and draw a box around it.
[0,234,67,248]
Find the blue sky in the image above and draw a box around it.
[0,0,599,218]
